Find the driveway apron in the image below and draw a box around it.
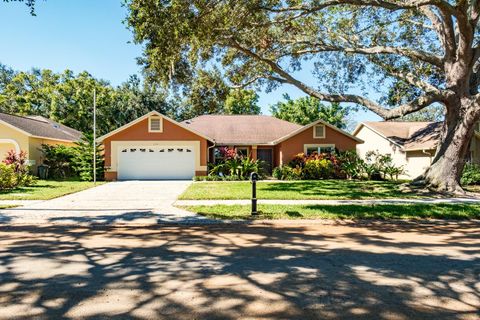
[0,181,210,225]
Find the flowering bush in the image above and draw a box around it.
[208,147,264,180]
[302,158,334,180]
[1,150,36,189]
[219,147,238,160]
[274,150,404,181]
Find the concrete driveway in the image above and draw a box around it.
[0,181,207,225]
[0,221,478,319]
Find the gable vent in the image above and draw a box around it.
[149,117,162,132]
[314,124,325,138]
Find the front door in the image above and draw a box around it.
[257,148,273,175]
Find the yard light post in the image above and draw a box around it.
[250,172,259,216]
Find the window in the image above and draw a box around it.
[149,116,163,132]
[304,144,335,155]
[313,124,325,138]
[236,147,249,157]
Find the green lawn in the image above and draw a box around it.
[179,180,423,200]
[0,180,106,200]
[182,203,480,220]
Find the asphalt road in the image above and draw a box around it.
[0,221,479,319]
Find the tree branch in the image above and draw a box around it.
[229,40,443,120]
[285,43,444,67]
[420,6,456,61]
[260,0,456,15]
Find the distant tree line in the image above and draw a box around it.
[0,63,261,135]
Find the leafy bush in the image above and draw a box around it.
[273,150,405,181]
[272,165,301,180]
[40,144,76,179]
[302,159,334,179]
[337,150,364,179]
[364,151,405,181]
[209,147,264,180]
[40,134,104,181]
[0,150,36,189]
[0,163,19,190]
[461,163,480,185]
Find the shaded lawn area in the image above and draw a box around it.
[0,180,106,200]
[182,203,480,220]
[179,180,421,200]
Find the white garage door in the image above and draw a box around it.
[118,146,195,180]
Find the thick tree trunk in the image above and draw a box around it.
[415,100,479,194]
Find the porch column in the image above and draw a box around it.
[251,145,257,160]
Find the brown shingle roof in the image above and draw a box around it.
[362,121,441,151]
[0,113,82,142]
[183,115,302,144]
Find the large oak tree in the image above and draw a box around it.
[126,0,480,193]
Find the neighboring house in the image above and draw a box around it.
[99,111,362,180]
[0,113,82,172]
[353,121,480,179]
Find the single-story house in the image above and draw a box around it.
[0,113,82,172]
[99,111,363,180]
[353,121,480,178]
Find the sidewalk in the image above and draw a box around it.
[0,200,43,207]
[175,197,480,206]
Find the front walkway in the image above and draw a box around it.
[175,197,480,206]
[0,181,212,225]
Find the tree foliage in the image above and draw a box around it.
[177,69,261,119]
[270,94,350,127]
[399,104,445,122]
[2,0,37,15]
[224,89,260,115]
[0,64,174,135]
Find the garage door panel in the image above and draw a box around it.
[118,146,195,180]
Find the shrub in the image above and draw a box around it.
[337,150,364,179]
[0,163,19,190]
[0,150,36,189]
[40,134,105,181]
[40,144,76,179]
[302,158,334,180]
[273,150,404,181]
[273,165,301,180]
[208,147,264,180]
[461,163,480,185]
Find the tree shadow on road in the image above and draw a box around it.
[0,221,479,319]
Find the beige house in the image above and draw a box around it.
[353,121,480,179]
[0,113,82,172]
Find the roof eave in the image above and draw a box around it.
[273,119,364,145]
[356,122,405,149]
[98,111,214,143]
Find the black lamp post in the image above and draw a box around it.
[250,172,259,216]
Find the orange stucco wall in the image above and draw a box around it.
[103,117,208,168]
[274,126,359,167]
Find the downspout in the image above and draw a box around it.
[207,140,216,164]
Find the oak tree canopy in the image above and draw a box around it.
[126,0,480,193]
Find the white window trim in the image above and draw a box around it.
[148,116,163,133]
[313,124,326,139]
[304,144,335,155]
